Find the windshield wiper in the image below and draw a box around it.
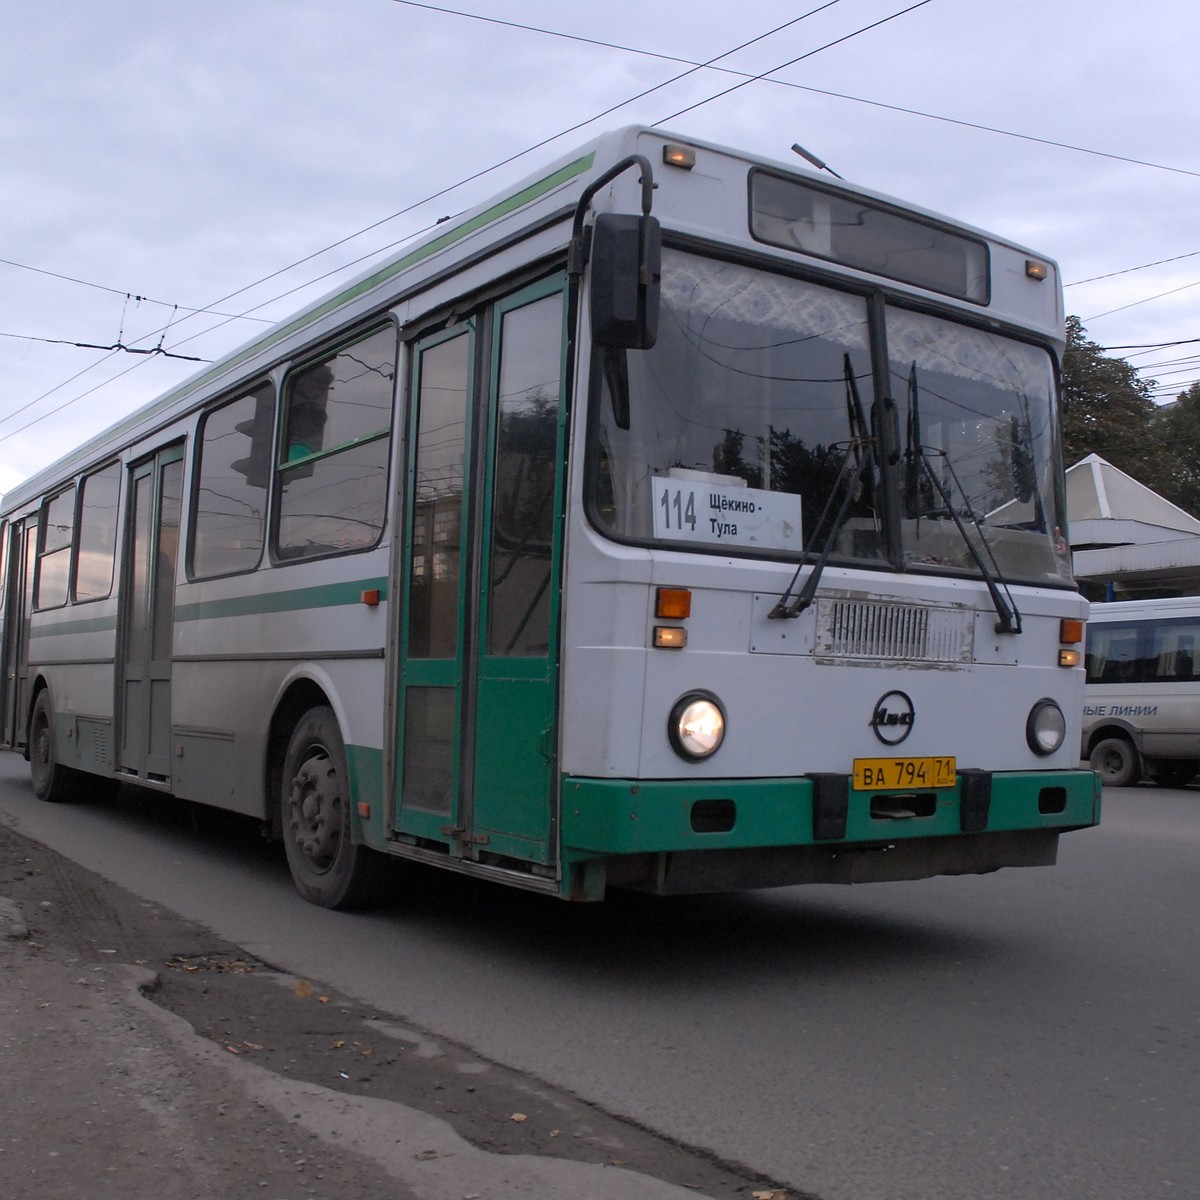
[771,355,877,620]
[904,363,1022,634]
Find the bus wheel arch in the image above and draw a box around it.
[1089,732,1140,788]
[275,694,386,909]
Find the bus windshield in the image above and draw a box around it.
[588,247,1073,587]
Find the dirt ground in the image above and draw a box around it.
[0,819,793,1200]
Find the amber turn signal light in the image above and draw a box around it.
[655,587,692,619]
[1059,618,1083,644]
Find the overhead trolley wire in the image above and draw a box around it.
[1,0,870,438]
[654,0,936,125]
[392,0,1200,182]
[9,0,1193,441]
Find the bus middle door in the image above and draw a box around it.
[117,446,183,784]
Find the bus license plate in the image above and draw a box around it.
[853,756,957,791]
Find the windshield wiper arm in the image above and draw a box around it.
[905,364,1022,635]
[771,355,876,620]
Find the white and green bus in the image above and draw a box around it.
[1083,596,1200,787]
[0,127,1100,907]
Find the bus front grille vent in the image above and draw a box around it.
[815,598,973,664]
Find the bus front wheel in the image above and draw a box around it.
[280,706,385,910]
[1090,736,1139,788]
[30,691,78,804]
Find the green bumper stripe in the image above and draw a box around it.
[561,770,1101,856]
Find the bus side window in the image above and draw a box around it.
[1169,630,1198,681]
[73,461,121,602]
[35,487,75,610]
[193,385,273,578]
[1088,626,1139,684]
[275,326,396,561]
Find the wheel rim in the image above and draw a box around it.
[287,747,343,871]
[1098,748,1126,782]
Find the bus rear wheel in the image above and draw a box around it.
[1090,736,1139,788]
[280,706,385,910]
[30,691,79,804]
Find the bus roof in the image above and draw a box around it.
[3,125,1061,513]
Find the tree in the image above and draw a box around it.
[1061,315,1169,490]
[1155,382,1200,516]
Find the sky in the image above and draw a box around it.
[2,0,1198,498]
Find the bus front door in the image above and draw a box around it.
[395,280,566,871]
[117,447,183,784]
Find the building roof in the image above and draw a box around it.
[1066,453,1200,547]
[1067,454,1200,596]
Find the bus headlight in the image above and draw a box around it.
[1026,699,1066,756]
[669,692,726,761]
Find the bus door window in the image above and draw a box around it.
[486,292,564,656]
[400,327,473,822]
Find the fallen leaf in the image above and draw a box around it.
[510,1113,528,1123]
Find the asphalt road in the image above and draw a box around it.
[1,753,1196,1200]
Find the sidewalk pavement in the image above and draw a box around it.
[1,883,728,1200]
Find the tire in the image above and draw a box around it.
[1089,736,1139,788]
[280,706,387,910]
[29,691,80,803]
[1150,760,1196,789]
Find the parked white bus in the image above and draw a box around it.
[1083,596,1200,787]
[0,126,1099,907]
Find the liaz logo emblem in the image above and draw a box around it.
[870,690,915,745]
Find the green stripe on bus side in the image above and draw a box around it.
[27,577,387,636]
[28,153,597,488]
[173,577,388,623]
[29,612,118,638]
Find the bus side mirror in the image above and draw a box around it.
[589,213,661,350]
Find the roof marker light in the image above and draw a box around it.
[662,144,696,170]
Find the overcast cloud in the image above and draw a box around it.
[2,0,1197,496]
